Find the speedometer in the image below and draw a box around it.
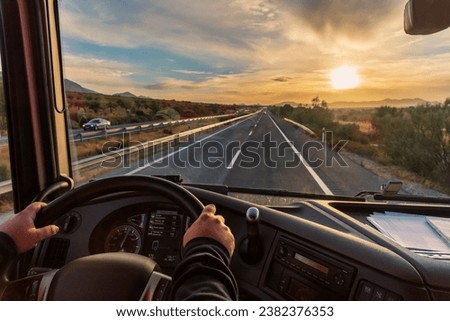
[104,225,142,254]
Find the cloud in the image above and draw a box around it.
[281,0,402,44]
[272,77,291,82]
[60,1,271,61]
[59,0,405,76]
[172,69,212,75]
[62,54,137,94]
[143,78,205,92]
[143,83,172,90]
[58,1,450,104]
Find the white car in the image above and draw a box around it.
[82,118,111,131]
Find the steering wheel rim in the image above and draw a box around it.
[36,175,204,227]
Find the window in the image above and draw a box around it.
[0,56,13,218]
[59,1,449,201]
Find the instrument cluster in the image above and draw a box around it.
[88,202,188,270]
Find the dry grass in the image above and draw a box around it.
[0,145,13,214]
[0,145,11,181]
[337,120,375,135]
[344,151,450,197]
[0,193,13,214]
[74,120,216,159]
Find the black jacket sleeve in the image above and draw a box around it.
[170,237,238,301]
[0,231,18,269]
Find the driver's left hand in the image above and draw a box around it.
[0,202,59,253]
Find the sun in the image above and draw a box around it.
[330,65,360,90]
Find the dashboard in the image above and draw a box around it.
[24,186,450,300]
[40,196,191,273]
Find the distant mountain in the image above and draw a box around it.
[64,79,97,94]
[113,91,137,98]
[329,98,440,108]
[274,101,300,107]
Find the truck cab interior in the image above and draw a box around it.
[1,0,450,301]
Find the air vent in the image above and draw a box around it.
[42,238,70,269]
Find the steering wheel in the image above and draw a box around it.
[1,175,205,300]
[37,175,203,225]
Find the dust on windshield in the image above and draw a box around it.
[59,0,450,199]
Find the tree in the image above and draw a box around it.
[374,105,450,181]
[312,96,320,108]
[87,100,101,113]
[116,98,131,110]
[106,101,117,113]
[280,104,294,118]
[155,108,180,120]
[444,97,450,108]
[150,100,160,115]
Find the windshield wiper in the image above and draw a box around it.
[372,194,450,205]
[154,174,365,201]
[184,182,365,202]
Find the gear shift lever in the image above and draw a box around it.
[239,207,263,264]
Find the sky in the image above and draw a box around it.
[58,0,450,105]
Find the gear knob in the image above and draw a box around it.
[240,207,263,264]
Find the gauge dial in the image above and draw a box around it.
[104,225,142,254]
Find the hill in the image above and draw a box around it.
[329,98,439,108]
[64,79,97,94]
[113,92,137,98]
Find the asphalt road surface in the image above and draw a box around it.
[106,111,384,197]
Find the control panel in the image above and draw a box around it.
[265,238,355,300]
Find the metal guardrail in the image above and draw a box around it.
[0,180,12,195]
[283,118,317,137]
[71,114,233,142]
[0,112,256,195]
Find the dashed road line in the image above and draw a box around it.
[268,115,333,195]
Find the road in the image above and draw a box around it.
[107,111,384,197]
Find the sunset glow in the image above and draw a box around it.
[330,66,360,90]
[58,1,450,105]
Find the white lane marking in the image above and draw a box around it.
[226,150,242,169]
[125,117,252,175]
[268,115,333,195]
[226,122,255,169]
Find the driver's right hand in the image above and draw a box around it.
[182,204,235,257]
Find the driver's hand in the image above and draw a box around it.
[183,204,235,256]
[0,202,59,253]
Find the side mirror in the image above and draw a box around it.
[404,0,450,35]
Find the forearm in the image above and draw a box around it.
[0,232,18,268]
[170,237,238,301]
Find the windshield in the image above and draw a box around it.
[59,0,450,200]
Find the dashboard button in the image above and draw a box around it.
[357,281,374,300]
[333,273,346,286]
[372,287,386,300]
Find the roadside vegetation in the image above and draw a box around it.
[269,102,450,194]
[66,91,243,129]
